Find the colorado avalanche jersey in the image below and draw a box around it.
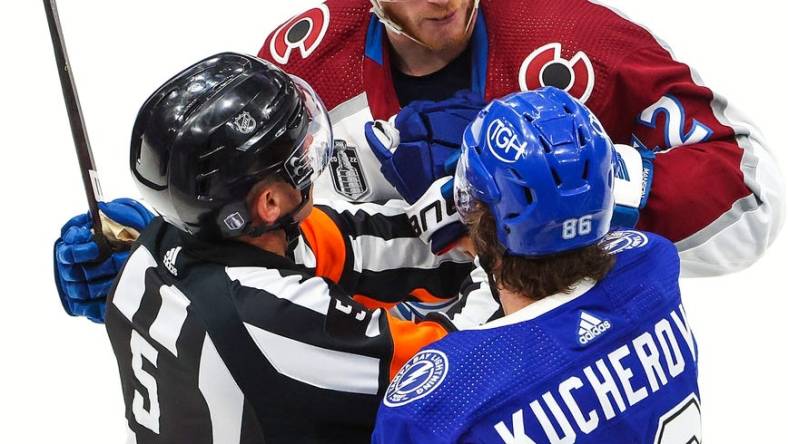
[258,0,783,277]
[373,231,700,444]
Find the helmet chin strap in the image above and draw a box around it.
[371,2,431,48]
[465,0,481,33]
[370,0,480,50]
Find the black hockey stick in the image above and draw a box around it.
[43,0,111,260]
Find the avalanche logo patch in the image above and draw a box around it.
[384,350,449,407]
[601,230,649,255]
[269,4,330,64]
[519,42,595,103]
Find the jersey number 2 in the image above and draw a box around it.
[637,96,712,149]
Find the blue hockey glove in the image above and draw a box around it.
[405,176,467,254]
[54,198,154,323]
[365,89,486,204]
[611,143,656,227]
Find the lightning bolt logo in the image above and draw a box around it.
[384,350,450,408]
[398,361,434,391]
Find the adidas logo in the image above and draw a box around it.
[163,246,182,277]
[577,311,611,345]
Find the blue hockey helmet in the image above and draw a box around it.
[454,87,615,256]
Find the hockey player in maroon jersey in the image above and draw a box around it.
[55,0,783,322]
[258,0,783,277]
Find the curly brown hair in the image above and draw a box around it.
[466,203,615,301]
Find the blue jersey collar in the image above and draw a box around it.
[365,9,489,98]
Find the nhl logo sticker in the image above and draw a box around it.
[519,42,595,103]
[270,4,330,65]
[230,111,257,135]
[601,230,649,255]
[384,350,449,408]
[329,140,368,200]
[187,81,205,93]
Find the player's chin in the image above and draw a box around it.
[420,30,467,52]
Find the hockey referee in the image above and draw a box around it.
[105,52,472,444]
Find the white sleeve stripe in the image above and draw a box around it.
[593,0,785,277]
[450,286,501,330]
[351,235,471,273]
[674,193,761,253]
[244,322,380,395]
[113,247,158,321]
[292,236,317,269]
[674,93,784,276]
[148,285,190,357]
[448,263,501,330]
[365,309,383,338]
[316,198,409,217]
[199,334,244,444]
[226,267,331,315]
[328,92,369,123]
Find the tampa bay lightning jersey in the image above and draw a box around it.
[372,230,700,444]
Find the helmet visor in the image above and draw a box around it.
[283,76,334,190]
[454,147,477,224]
[454,141,501,224]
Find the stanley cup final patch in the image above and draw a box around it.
[384,350,449,407]
[329,140,368,200]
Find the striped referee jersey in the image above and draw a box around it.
[106,200,473,444]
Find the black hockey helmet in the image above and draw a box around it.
[130,52,332,240]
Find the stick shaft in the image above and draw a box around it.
[43,0,109,250]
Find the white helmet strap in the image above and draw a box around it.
[466,0,481,33]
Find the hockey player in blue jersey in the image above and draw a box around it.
[372,87,700,443]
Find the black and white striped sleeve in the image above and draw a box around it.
[223,264,451,400]
[442,259,504,330]
[313,200,474,304]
